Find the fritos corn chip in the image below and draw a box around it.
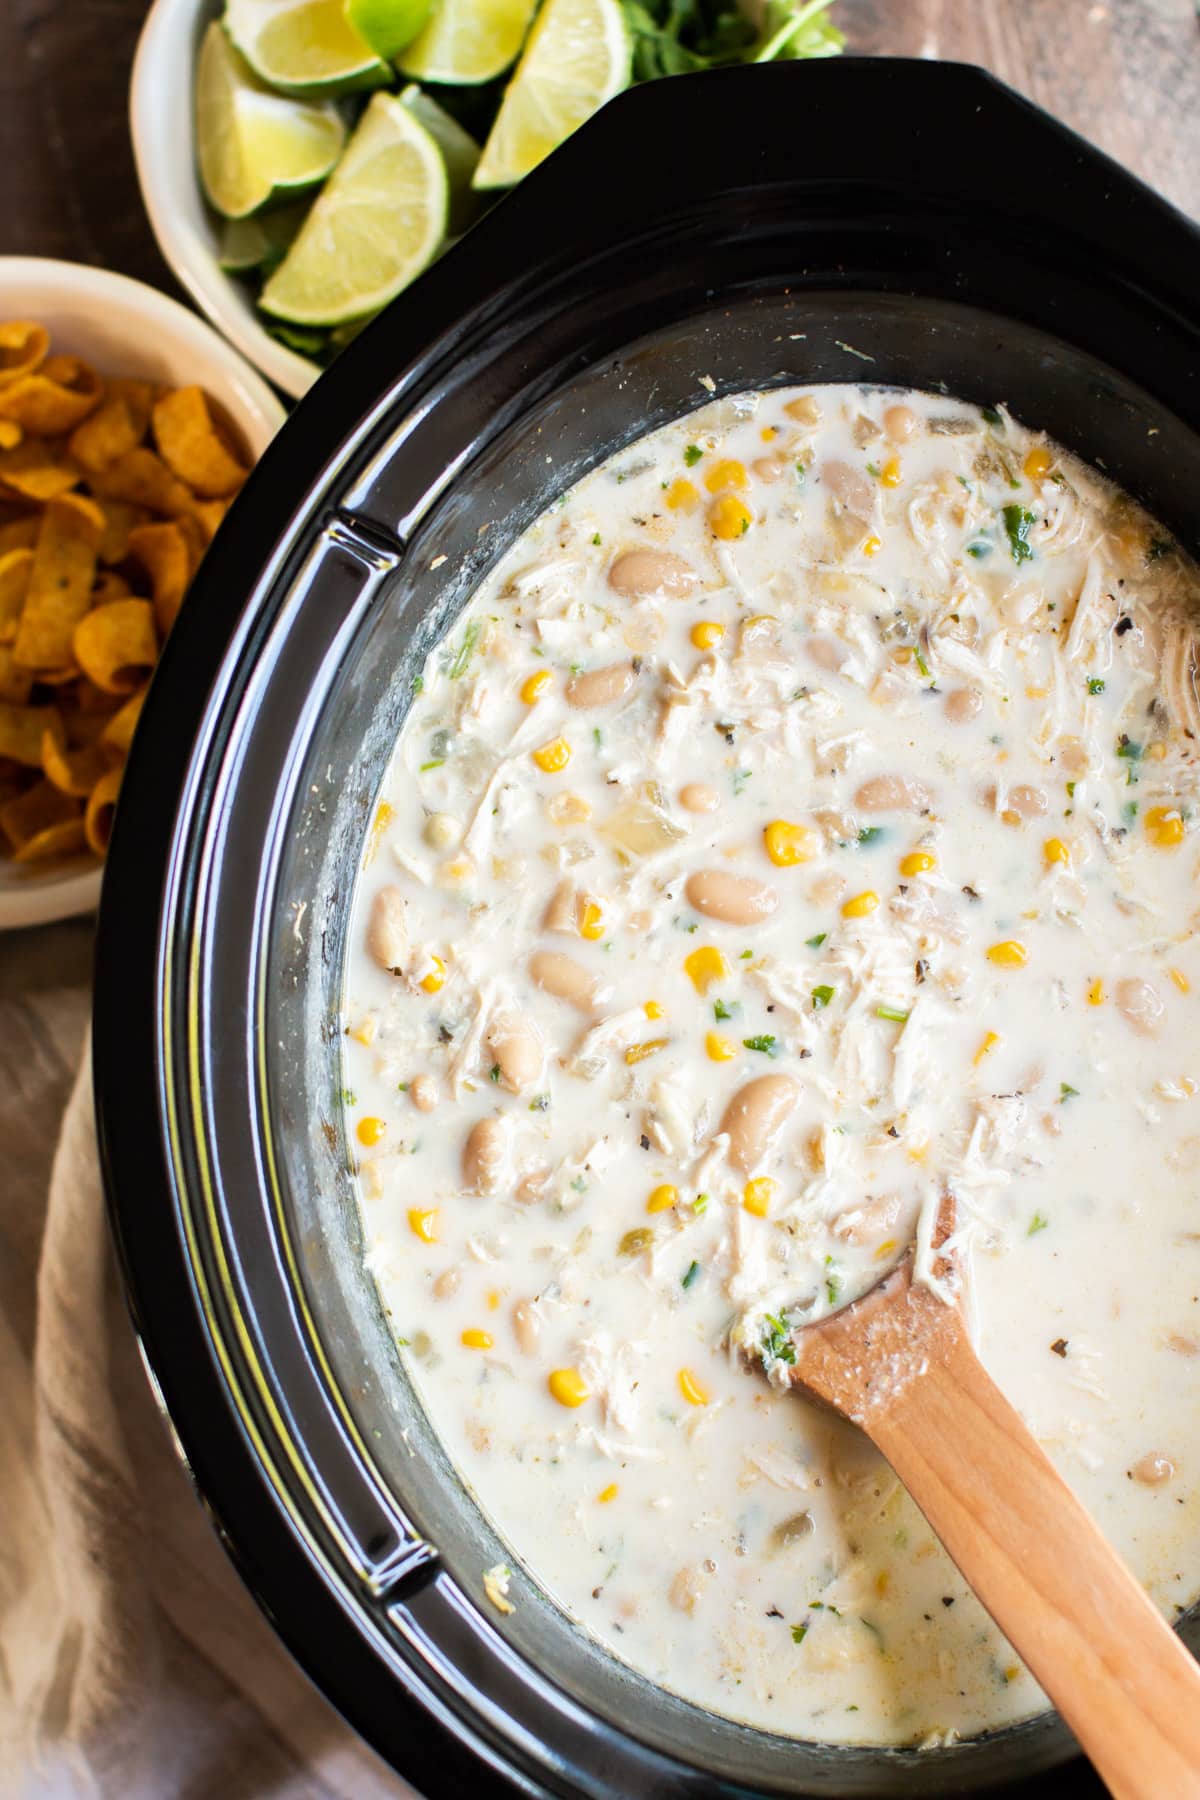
[152,386,249,499]
[13,493,104,670]
[0,777,80,854]
[127,521,189,634]
[73,598,157,695]
[0,323,49,388]
[0,317,253,865]
[84,766,122,857]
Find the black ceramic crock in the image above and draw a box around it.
[95,58,1200,1799]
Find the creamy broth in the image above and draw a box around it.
[342,386,1200,1747]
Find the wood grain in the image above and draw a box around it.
[789,1255,1200,1800]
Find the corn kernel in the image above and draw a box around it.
[691,619,725,650]
[684,944,731,993]
[1025,684,1049,699]
[407,1208,438,1242]
[366,801,393,864]
[1171,967,1191,994]
[899,851,936,877]
[356,1115,386,1147]
[419,954,446,994]
[875,1569,891,1596]
[1088,979,1105,1006]
[907,1138,930,1163]
[987,940,1028,967]
[532,736,571,774]
[706,1031,738,1062]
[579,901,604,940]
[704,458,748,494]
[438,855,474,887]
[743,1177,775,1217]
[461,1328,493,1350]
[647,1183,678,1213]
[487,1288,502,1311]
[644,999,664,1020]
[548,1367,590,1408]
[625,1037,668,1065]
[708,494,753,540]
[842,890,880,919]
[1146,804,1185,848]
[520,669,552,705]
[665,477,699,512]
[880,456,902,488]
[547,791,591,826]
[347,1016,377,1046]
[678,1367,710,1406]
[1043,837,1070,865]
[597,1483,619,1504]
[974,1030,1001,1064]
[1148,741,1167,762]
[862,535,882,558]
[1004,1665,1021,1684]
[1023,446,1053,481]
[764,819,818,867]
[875,1237,898,1260]
[1000,808,1022,828]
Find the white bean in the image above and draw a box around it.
[462,1116,508,1193]
[1130,1452,1175,1486]
[410,1073,439,1113]
[679,782,720,814]
[1008,784,1048,818]
[513,1299,541,1355]
[1116,978,1165,1038]
[566,662,635,709]
[720,1074,801,1174]
[607,549,697,599]
[432,1267,461,1301]
[685,869,778,926]
[529,949,600,1011]
[944,686,983,724]
[883,403,917,443]
[486,1017,543,1096]
[423,812,461,850]
[543,879,579,934]
[366,885,409,974]
[855,774,931,812]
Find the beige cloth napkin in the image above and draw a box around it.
[0,920,417,1800]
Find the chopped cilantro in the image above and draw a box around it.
[569,1175,587,1193]
[811,985,835,1009]
[1087,677,1105,695]
[447,618,481,679]
[875,1004,910,1024]
[740,948,754,960]
[824,1256,843,1306]
[411,673,424,693]
[733,768,753,795]
[1060,1082,1079,1102]
[1116,736,1142,761]
[1028,1212,1049,1235]
[682,1259,701,1290]
[1002,503,1036,565]
[740,516,750,535]
[488,1064,501,1082]
[713,998,737,1021]
[857,826,884,847]
[529,1093,550,1112]
[592,532,601,545]
[966,540,991,560]
[340,1088,356,1106]
[1066,780,1077,798]
[914,647,931,678]
[761,1312,796,1369]
[866,461,881,478]
[806,932,827,949]
[684,444,703,467]
[1124,799,1139,822]
[981,405,1003,427]
[791,1623,808,1645]
[593,726,603,750]
[743,1034,779,1056]
[794,461,806,483]
[693,1193,709,1215]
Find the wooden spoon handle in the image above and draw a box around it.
[868,1327,1200,1800]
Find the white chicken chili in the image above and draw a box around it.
[342,385,1200,1747]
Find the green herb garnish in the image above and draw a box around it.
[529,1093,550,1111]
[761,1312,797,1369]
[1028,1212,1049,1235]
[447,618,481,679]
[790,1623,808,1645]
[875,1004,910,1024]
[684,443,703,466]
[1060,1082,1079,1102]
[981,405,1003,427]
[713,998,737,1021]
[811,985,834,1009]
[733,768,753,794]
[1087,677,1105,695]
[419,758,444,771]
[913,647,931,678]
[966,540,991,560]
[1002,503,1036,565]
[1116,736,1142,761]
[743,1034,779,1056]
[857,826,884,847]
[682,1259,701,1290]
[488,1064,501,1082]
[806,932,827,948]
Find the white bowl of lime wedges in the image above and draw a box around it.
[129,0,636,397]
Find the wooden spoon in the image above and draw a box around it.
[776,1199,1200,1799]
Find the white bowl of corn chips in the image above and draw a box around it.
[0,257,286,930]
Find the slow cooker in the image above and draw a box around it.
[95,57,1200,1798]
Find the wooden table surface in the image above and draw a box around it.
[2,0,1198,287]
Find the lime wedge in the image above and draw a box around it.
[260,91,449,325]
[197,24,345,218]
[397,0,536,86]
[473,0,630,189]
[344,0,433,60]
[225,0,389,96]
[398,84,480,233]
[216,200,311,270]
